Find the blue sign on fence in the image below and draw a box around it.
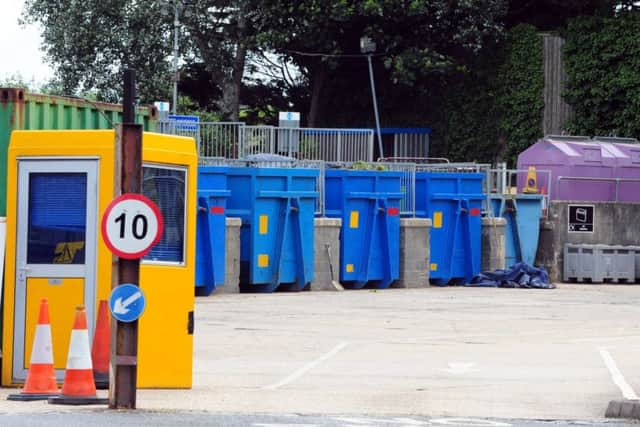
[168,114,200,132]
[109,283,146,323]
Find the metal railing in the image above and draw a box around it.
[556,176,640,202]
[392,132,430,158]
[159,121,374,162]
[378,157,450,164]
[242,125,275,157]
[273,128,374,161]
[485,168,552,219]
[376,162,417,216]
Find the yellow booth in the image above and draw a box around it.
[1,129,197,388]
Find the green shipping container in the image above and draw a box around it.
[0,87,158,215]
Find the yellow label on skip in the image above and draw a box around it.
[349,211,359,228]
[258,254,269,267]
[346,264,354,273]
[433,211,443,229]
[259,215,268,234]
[430,263,438,271]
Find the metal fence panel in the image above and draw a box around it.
[376,162,416,216]
[393,133,430,158]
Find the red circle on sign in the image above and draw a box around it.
[101,193,164,259]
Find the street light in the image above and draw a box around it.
[171,1,182,115]
[360,36,384,159]
[166,1,192,115]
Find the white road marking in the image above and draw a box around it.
[598,347,639,400]
[431,418,511,426]
[333,417,429,425]
[572,335,640,343]
[253,424,318,427]
[263,342,349,390]
[442,362,477,375]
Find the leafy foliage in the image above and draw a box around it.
[564,12,640,137]
[434,24,544,166]
[22,0,172,103]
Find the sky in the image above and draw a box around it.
[0,0,54,85]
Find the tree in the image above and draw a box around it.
[22,0,262,118]
[180,0,266,120]
[23,0,172,103]
[258,0,508,127]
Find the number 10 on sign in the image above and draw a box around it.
[101,193,164,259]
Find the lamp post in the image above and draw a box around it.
[172,1,181,115]
[360,36,384,159]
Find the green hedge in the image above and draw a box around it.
[564,13,640,137]
[436,24,544,166]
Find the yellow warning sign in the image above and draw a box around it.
[53,241,85,264]
[430,263,438,271]
[346,264,354,273]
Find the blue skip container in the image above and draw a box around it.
[325,169,403,289]
[489,194,543,267]
[195,167,230,296]
[416,172,485,285]
[225,166,319,292]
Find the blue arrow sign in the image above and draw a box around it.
[109,284,146,323]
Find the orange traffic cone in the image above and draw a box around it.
[7,298,60,401]
[48,306,107,405]
[91,300,110,389]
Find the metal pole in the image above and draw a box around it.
[172,2,180,115]
[110,69,142,410]
[367,55,384,159]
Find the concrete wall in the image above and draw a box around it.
[536,201,640,282]
[216,217,241,294]
[311,218,342,291]
[394,218,431,288]
[481,217,506,272]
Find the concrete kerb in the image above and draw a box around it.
[606,399,640,420]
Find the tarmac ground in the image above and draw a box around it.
[2,284,640,423]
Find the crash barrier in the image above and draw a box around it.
[564,243,637,283]
[415,171,485,285]
[324,168,403,289]
[195,167,230,296]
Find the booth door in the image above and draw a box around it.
[13,159,98,382]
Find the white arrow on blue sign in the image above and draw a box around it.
[109,284,146,322]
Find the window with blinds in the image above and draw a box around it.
[142,165,186,264]
[28,172,87,264]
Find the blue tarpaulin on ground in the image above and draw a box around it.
[466,262,555,289]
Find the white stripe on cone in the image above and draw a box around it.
[30,324,54,364]
[65,329,93,370]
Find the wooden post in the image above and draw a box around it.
[109,69,142,409]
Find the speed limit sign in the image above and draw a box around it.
[101,193,164,259]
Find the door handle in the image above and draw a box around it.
[17,267,30,281]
